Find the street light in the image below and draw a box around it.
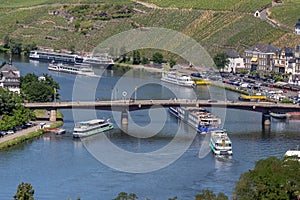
[134,86,138,101]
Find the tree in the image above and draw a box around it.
[152,52,164,64]
[20,73,60,102]
[234,156,300,200]
[169,57,176,68]
[132,50,141,65]
[14,182,35,200]
[10,38,22,55]
[3,35,10,48]
[141,57,149,64]
[213,53,229,71]
[120,46,127,62]
[195,190,228,200]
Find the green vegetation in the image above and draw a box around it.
[152,52,164,64]
[234,156,300,200]
[14,182,35,200]
[0,88,35,131]
[0,0,296,57]
[138,0,272,12]
[213,53,229,70]
[281,98,294,103]
[0,129,44,150]
[20,73,60,102]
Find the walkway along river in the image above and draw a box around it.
[0,56,299,199]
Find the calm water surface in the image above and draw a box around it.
[0,56,299,199]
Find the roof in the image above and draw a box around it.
[225,49,240,58]
[246,43,278,53]
[2,70,19,78]
[0,62,19,72]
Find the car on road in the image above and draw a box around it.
[6,130,14,135]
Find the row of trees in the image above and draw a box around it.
[2,35,37,55]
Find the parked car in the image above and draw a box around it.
[0,131,6,137]
[6,130,14,135]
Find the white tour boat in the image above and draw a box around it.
[48,62,95,76]
[161,72,196,87]
[73,119,114,138]
[169,107,222,133]
[209,129,233,156]
[82,53,114,68]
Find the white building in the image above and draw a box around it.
[0,59,20,93]
[224,49,245,73]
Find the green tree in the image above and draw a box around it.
[195,189,228,200]
[20,73,60,102]
[213,53,229,71]
[132,50,141,65]
[10,39,22,55]
[152,52,164,64]
[3,35,10,48]
[169,57,176,68]
[141,57,149,64]
[234,156,300,200]
[120,46,127,63]
[14,182,35,200]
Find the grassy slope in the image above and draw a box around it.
[0,0,299,57]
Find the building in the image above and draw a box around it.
[0,59,20,93]
[273,47,294,73]
[224,49,245,73]
[295,19,300,35]
[244,43,278,72]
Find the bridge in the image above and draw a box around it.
[24,99,300,126]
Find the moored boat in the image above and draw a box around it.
[48,62,95,76]
[29,50,83,64]
[270,112,287,119]
[161,72,196,88]
[209,129,233,156]
[169,107,222,133]
[73,119,114,138]
[287,112,300,120]
[82,53,114,68]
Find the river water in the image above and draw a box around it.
[0,56,299,200]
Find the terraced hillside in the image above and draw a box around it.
[0,0,299,57]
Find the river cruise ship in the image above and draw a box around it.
[161,72,196,88]
[48,62,95,76]
[73,119,114,138]
[29,50,83,64]
[210,129,233,156]
[169,107,222,133]
[82,53,114,68]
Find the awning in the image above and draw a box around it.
[251,57,258,62]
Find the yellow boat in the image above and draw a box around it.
[194,79,211,85]
[238,94,267,101]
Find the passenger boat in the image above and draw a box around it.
[209,129,233,156]
[48,62,95,76]
[161,72,196,88]
[82,53,114,68]
[284,146,300,161]
[287,112,300,120]
[270,112,287,119]
[169,107,222,133]
[238,94,267,101]
[73,119,114,138]
[29,50,83,64]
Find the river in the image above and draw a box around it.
[0,55,299,199]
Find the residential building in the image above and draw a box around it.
[224,49,245,73]
[244,43,278,72]
[273,47,294,73]
[295,19,300,35]
[0,59,20,93]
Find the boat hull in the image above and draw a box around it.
[73,123,113,138]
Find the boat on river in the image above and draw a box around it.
[161,72,196,88]
[287,112,300,120]
[48,62,95,76]
[82,53,114,68]
[73,119,114,138]
[210,129,233,156]
[270,112,287,119]
[29,50,83,64]
[169,107,222,133]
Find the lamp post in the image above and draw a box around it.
[134,86,138,101]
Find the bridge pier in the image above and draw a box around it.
[262,112,271,127]
[49,109,57,122]
[121,110,128,125]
